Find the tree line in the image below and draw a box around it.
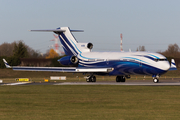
[0,41,61,68]
[136,44,180,58]
[0,40,180,68]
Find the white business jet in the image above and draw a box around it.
[3,27,177,83]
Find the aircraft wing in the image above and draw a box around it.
[3,59,113,73]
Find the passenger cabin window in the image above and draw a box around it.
[88,59,95,61]
[97,59,104,61]
[154,58,167,62]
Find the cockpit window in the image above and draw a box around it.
[154,58,167,62]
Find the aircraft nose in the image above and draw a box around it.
[164,61,170,71]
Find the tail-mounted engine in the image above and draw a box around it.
[76,42,93,52]
[87,43,93,49]
[58,56,79,66]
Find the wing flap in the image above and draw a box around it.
[76,68,113,72]
[3,58,113,73]
[12,66,113,73]
[12,66,76,72]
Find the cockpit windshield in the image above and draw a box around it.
[154,58,167,62]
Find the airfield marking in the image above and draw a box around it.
[5,82,30,86]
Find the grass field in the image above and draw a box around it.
[0,85,180,120]
[1,69,180,119]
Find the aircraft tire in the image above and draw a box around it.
[116,76,126,82]
[121,76,126,82]
[91,76,96,82]
[153,78,159,83]
[86,75,91,82]
[116,76,121,82]
[86,78,90,82]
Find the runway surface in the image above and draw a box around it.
[1,79,180,86]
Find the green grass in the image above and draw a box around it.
[0,85,180,120]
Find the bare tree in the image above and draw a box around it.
[161,43,180,57]
[136,46,146,51]
[0,42,16,56]
[0,41,41,58]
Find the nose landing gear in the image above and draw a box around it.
[153,75,160,83]
[153,78,159,83]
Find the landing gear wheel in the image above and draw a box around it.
[86,78,90,82]
[86,75,91,82]
[116,76,121,82]
[86,75,96,82]
[121,76,126,82]
[153,78,159,83]
[91,76,96,82]
[116,76,126,82]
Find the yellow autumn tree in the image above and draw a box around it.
[46,49,59,59]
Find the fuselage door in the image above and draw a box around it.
[139,56,143,67]
[106,59,109,65]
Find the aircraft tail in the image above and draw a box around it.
[30,27,92,56]
[169,59,177,71]
[3,59,11,68]
[58,27,80,56]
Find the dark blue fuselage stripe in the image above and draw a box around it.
[143,56,156,61]
[60,33,78,55]
[79,60,167,75]
[59,34,74,55]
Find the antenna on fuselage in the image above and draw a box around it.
[120,33,123,51]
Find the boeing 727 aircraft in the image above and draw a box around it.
[3,27,177,83]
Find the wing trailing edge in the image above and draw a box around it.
[12,66,113,73]
[3,59,113,73]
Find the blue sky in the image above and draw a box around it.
[1,0,180,53]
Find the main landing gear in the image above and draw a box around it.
[85,74,160,83]
[116,76,126,82]
[86,75,96,82]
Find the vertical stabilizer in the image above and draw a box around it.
[58,27,82,56]
[3,59,11,68]
[30,27,84,56]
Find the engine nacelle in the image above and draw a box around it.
[58,56,79,66]
[87,43,93,49]
[76,42,93,52]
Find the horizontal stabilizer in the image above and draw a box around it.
[169,59,177,71]
[30,29,66,32]
[30,27,83,34]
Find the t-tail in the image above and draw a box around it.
[30,27,93,56]
[58,27,79,55]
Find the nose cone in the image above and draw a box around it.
[163,61,170,71]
